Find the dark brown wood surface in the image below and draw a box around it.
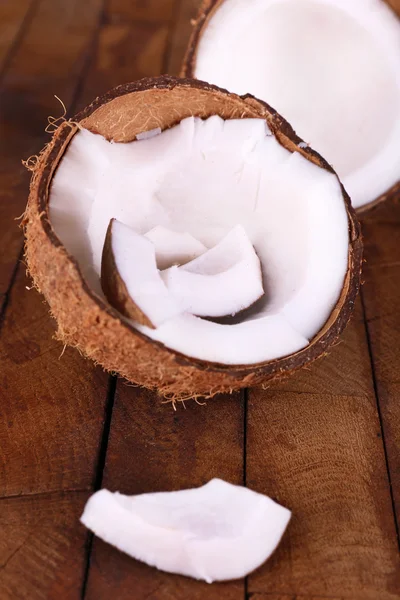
[0,1,399,598]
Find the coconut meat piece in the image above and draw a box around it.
[193,0,400,209]
[80,478,291,583]
[103,220,264,323]
[161,225,264,317]
[144,225,207,270]
[49,115,349,364]
[102,219,183,328]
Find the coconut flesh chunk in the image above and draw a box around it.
[103,220,264,324]
[144,225,207,270]
[161,225,264,317]
[191,0,400,209]
[102,219,183,328]
[49,114,349,364]
[80,478,291,583]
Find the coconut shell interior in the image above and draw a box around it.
[24,76,362,400]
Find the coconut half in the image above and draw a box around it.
[184,0,400,211]
[80,479,291,583]
[24,77,362,399]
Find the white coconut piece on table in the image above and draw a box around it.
[50,115,349,365]
[144,225,207,270]
[161,225,264,317]
[191,0,400,210]
[80,478,291,583]
[101,219,183,328]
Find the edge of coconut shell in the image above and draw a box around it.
[101,218,155,329]
[23,75,363,401]
[181,0,400,214]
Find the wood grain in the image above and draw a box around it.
[0,268,108,496]
[361,197,400,525]
[0,0,109,500]
[166,0,199,75]
[75,14,170,110]
[251,596,343,600]
[106,0,177,23]
[84,388,245,600]
[0,0,35,74]
[0,491,89,599]
[0,0,103,299]
[246,301,400,599]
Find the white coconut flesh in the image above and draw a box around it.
[161,225,264,317]
[193,0,400,209]
[105,219,183,328]
[105,220,264,323]
[49,115,349,364]
[144,225,207,270]
[80,478,291,583]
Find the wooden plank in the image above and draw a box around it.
[0,3,112,597]
[0,0,103,299]
[0,491,89,599]
[0,0,35,73]
[246,299,400,599]
[361,197,400,522]
[166,0,199,75]
[0,0,109,497]
[75,0,176,111]
[106,0,176,23]
[84,388,244,600]
[0,268,108,496]
[251,595,343,600]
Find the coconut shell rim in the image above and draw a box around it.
[25,75,363,380]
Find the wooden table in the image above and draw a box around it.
[0,1,399,598]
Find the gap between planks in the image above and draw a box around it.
[81,375,117,599]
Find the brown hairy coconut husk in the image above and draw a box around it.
[24,76,362,401]
[182,0,400,214]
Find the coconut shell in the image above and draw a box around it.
[181,0,400,214]
[24,76,362,400]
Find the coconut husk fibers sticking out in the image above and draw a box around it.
[182,0,400,213]
[23,76,362,401]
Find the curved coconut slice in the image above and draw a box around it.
[102,219,182,328]
[80,479,291,583]
[161,225,264,317]
[24,77,362,398]
[144,225,207,270]
[184,0,400,211]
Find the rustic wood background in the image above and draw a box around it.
[0,0,399,598]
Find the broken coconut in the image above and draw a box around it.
[80,478,291,583]
[183,0,400,211]
[24,77,362,399]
